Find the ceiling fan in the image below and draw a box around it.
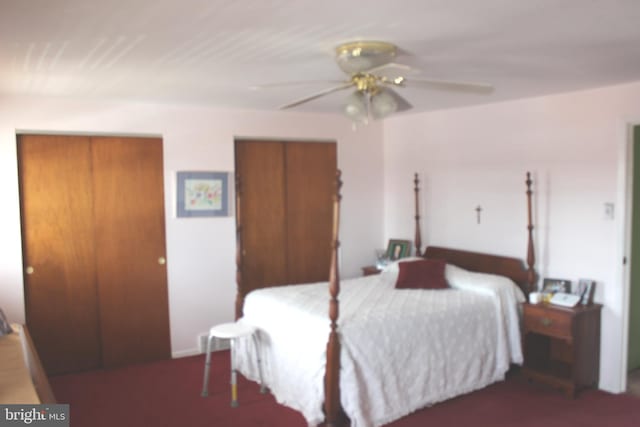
[250,41,493,123]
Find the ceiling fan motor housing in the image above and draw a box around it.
[335,41,397,74]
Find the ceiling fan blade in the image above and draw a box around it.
[279,82,355,109]
[249,80,346,90]
[364,62,414,75]
[404,77,494,94]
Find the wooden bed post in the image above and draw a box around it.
[324,170,344,427]
[414,173,422,257]
[235,172,245,319]
[525,172,536,293]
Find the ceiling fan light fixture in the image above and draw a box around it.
[343,90,368,123]
[370,88,398,120]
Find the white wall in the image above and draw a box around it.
[383,81,640,393]
[0,95,384,357]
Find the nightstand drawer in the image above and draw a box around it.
[524,305,573,340]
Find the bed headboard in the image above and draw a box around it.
[423,246,531,296]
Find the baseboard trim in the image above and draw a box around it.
[172,344,231,359]
[172,348,202,358]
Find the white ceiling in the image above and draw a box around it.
[2,0,640,115]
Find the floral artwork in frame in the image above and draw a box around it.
[176,171,229,217]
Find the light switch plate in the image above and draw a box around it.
[604,202,614,220]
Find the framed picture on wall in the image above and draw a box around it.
[385,239,411,261]
[176,171,229,217]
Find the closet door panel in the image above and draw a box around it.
[18,135,102,374]
[235,141,288,294]
[91,136,170,368]
[285,142,337,284]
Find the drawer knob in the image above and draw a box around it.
[540,317,553,327]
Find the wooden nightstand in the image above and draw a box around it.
[521,302,602,397]
[361,265,382,276]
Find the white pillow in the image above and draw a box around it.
[381,256,424,274]
[445,263,525,302]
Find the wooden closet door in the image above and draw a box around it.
[18,135,102,375]
[235,140,337,296]
[91,136,171,368]
[285,142,337,284]
[235,141,288,298]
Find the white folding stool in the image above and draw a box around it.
[200,321,265,407]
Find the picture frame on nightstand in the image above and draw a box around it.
[0,308,12,336]
[578,279,596,305]
[385,239,411,261]
[542,277,572,294]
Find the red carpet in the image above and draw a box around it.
[50,351,640,427]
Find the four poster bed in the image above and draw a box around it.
[234,172,536,427]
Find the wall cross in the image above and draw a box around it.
[475,205,482,224]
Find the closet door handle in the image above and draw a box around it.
[158,257,166,265]
[25,266,34,275]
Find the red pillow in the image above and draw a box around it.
[395,258,449,290]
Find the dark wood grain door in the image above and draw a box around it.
[18,135,102,375]
[235,139,337,301]
[235,141,288,297]
[285,142,337,284]
[19,134,171,373]
[91,136,171,368]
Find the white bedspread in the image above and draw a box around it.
[235,266,525,427]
